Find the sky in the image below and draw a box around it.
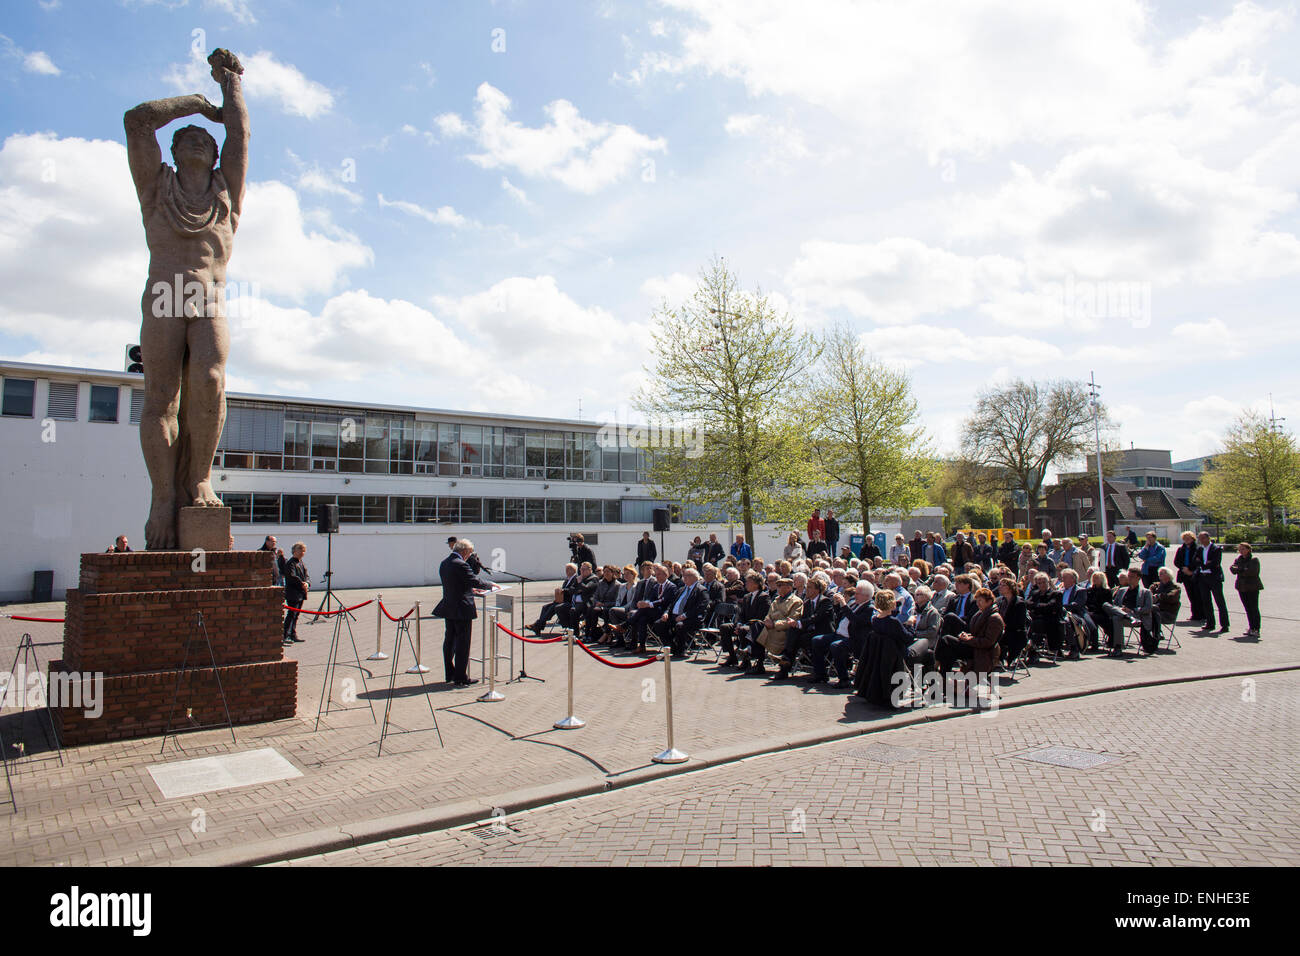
[1,0,1298,463]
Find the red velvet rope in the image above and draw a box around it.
[575,639,661,669]
[2,614,64,623]
[378,601,414,622]
[496,622,565,644]
[282,599,373,617]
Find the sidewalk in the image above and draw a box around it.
[1,556,1296,866]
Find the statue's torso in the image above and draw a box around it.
[140,163,236,292]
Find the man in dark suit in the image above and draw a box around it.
[652,567,709,657]
[1194,531,1230,633]
[939,574,979,637]
[1173,531,1203,622]
[627,565,669,652]
[908,530,925,562]
[997,531,1019,567]
[949,532,975,569]
[823,510,841,559]
[526,562,579,634]
[973,533,995,571]
[1101,530,1130,587]
[635,531,657,566]
[281,541,309,645]
[778,577,837,681]
[705,534,725,566]
[433,539,488,685]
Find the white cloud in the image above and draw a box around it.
[723,112,814,168]
[640,272,697,306]
[500,177,531,207]
[854,323,1064,370]
[377,193,472,228]
[437,82,666,193]
[23,51,60,76]
[165,49,334,119]
[206,0,256,23]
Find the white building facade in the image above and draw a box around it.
[1,361,934,602]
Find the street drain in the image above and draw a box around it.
[466,822,519,841]
[1012,746,1121,770]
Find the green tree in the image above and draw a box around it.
[635,258,822,545]
[1192,410,1300,531]
[809,325,933,533]
[960,378,1106,528]
[928,459,1009,533]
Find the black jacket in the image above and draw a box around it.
[739,589,771,626]
[433,552,487,620]
[1195,543,1225,582]
[1102,541,1130,571]
[797,594,837,637]
[1229,554,1262,591]
[660,581,710,628]
[973,543,995,570]
[705,541,725,565]
[997,540,1020,566]
[573,544,596,569]
[823,517,840,542]
[635,538,657,565]
[283,556,309,600]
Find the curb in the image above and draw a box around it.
[178,661,1300,867]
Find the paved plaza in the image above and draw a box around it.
[0,553,1296,866]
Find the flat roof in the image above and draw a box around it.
[0,359,614,431]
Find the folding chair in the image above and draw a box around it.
[696,603,737,662]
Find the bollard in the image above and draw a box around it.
[553,629,585,729]
[407,600,430,674]
[652,646,688,764]
[478,613,505,702]
[367,593,389,661]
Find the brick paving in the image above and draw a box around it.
[281,672,1300,866]
[0,553,1296,866]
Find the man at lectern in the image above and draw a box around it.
[434,539,488,686]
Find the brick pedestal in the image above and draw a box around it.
[52,550,297,745]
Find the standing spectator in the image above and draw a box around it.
[921,532,947,567]
[1229,542,1263,638]
[783,531,805,562]
[570,532,596,570]
[260,535,284,586]
[1136,531,1166,587]
[973,532,995,571]
[807,509,826,543]
[1194,531,1230,634]
[1125,525,1139,549]
[861,534,881,561]
[806,530,829,559]
[107,535,133,553]
[705,533,725,565]
[636,530,657,566]
[823,509,840,559]
[686,536,706,566]
[730,534,753,560]
[889,533,910,566]
[1173,531,1203,622]
[282,542,309,645]
[949,532,975,569]
[997,531,1019,567]
[1101,530,1130,587]
[908,530,925,562]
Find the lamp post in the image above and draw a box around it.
[1088,372,1107,541]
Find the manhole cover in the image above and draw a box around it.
[466,822,519,841]
[1012,746,1120,770]
[840,743,925,765]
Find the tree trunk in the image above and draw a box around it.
[741,486,754,552]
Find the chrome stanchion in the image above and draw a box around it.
[652,646,688,764]
[407,600,430,674]
[478,614,505,703]
[367,593,389,661]
[553,629,585,730]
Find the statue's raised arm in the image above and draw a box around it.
[209,49,248,220]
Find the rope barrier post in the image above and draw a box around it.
[477,613,505,703]
[652,646,688,764]
[553,629,585,730]
[407,600,430,674]
[367,593,389,661]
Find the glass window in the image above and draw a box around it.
[525,430,545,478]
[311,422,338,470]
[365,419,389,474]
[604,500,621,523]
[338,495,363,523]
[222,492,251,522]
[389,496,413,523]
[254,453,282,470]
[437,496,458,523]
[565,432,580,481]
[414,496,438,522]
[483,427,504,478]
[526,498,545,523]
[389,420,413,475]
[282,494,310,523]
[566,500,583,523]
[484,498,505,523]
[1,378,35,417]
[585,500,602,523]
[223,452,252,469]
[459,425,483,476]
[415,422,438,474]
[545,499,565,523]
[363,495,387,523]
[308,494,337,525]
[503,498,525,523]
[89,385,119,423]
[546,432,564,480]
[602,447,619,482]
[620,448,637,482]
[338,416,364,472]
[582,433,600,481]
[438,423,460,476]
[504,428,525,479]
[252,493,280,523]
[460,497,482,523]
[284,421,310,471]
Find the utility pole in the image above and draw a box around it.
[1088,372,1107,540]
[1269,394,1287,525]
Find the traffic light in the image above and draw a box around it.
[125,344,143,374]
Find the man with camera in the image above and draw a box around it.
[569,532,596,570]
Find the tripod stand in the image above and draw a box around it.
[312,530,353,623]
[495,569,544,684]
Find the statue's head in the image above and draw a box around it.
[171,125,218,169]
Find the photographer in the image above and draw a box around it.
[569,532,596,570]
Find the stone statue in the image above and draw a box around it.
[125,49,248,550]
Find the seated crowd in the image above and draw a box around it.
[523,526,1194,710]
